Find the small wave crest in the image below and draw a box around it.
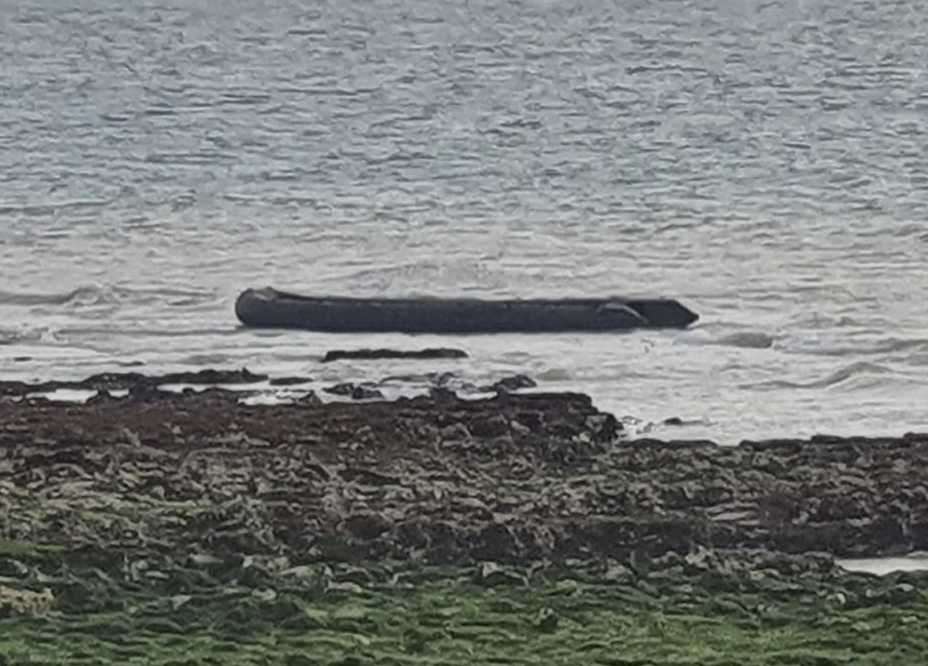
[716,332,776,349]
[791,338,928,357]
[0,326,59,345]
[536,368,572,381]
[0,285,215,308]
[0,287,96,306]
[683,329,776,349]
[745,361,893,391]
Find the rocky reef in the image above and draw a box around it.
[1,374,927,664]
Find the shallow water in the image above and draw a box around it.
[2,0,928,444]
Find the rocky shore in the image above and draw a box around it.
[2,371,927,664]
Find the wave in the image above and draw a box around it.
[681,328,776,349]
[0,326,58,345]
[789,338,928,357]
[744,361,893,391]
[536,368,572,381]
[57,326,239,338]
[715,332,775,349]
[0,285,216,308]
[0,198,111,216]
[0,287,98,306]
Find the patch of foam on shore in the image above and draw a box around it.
[838,553,928,576]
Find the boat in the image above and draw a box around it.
[235,287,699,333]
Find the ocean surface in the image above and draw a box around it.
[2,0,928,444]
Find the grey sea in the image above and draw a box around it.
[2,0,927,444]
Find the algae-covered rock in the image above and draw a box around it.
[2,377,928,664]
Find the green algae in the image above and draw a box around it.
[0,539,64,557]
[1,575,926,665]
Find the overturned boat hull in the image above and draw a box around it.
[235,287,699,334]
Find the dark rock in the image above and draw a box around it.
[0,367,268,397]
[343,512,392,540]
[482,374,537,393]
[127,384,173,401]
[323,382,355,396]
[322,383,384,400]
[428,386,458,401]
[663,417,684,426]
[296,391,322,406]
[87,390,119,404]
[160,368,268,385]
[322,348,468,363]
[474,522,521,561]
[474,561,526,587]
[586,413,623,441]
[810,434,846,444]
[440,423,472,442]
[269,376,313,386]
[535,607,560,632]
[467,414,510,439]
[351,385,384,400]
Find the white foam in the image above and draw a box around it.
[838,554,928,576]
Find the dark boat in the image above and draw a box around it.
[235,287,699,334]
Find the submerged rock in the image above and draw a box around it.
[322,348,468,362]
[480,374,538,393]
[322,382,385,400]
[269,376,313,386]
[0,367,268,397]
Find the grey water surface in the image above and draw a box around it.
[2,0,928,443]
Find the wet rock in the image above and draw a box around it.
[474,562,526,587]
[0,380,37,397]
[428,386,458,401]
[585,413,622,441]
[128,383,174,401]
[324,382,354,396]
[157,368,268,385]
[342,512,393,540]
[322,348,468,362]
[467,414,510,439]
[440,423,472,443]
[474,523,521,561]
[322,382,384,400]
[535,607,559,632]
[352,385,384,400]
[296,391,322,405]
[509,420,531,436]
[269,376,313,386]
[481,374,537,393]
[87,390,119,404]
[0,367,268,397]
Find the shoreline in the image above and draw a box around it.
[2,371,928,663]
